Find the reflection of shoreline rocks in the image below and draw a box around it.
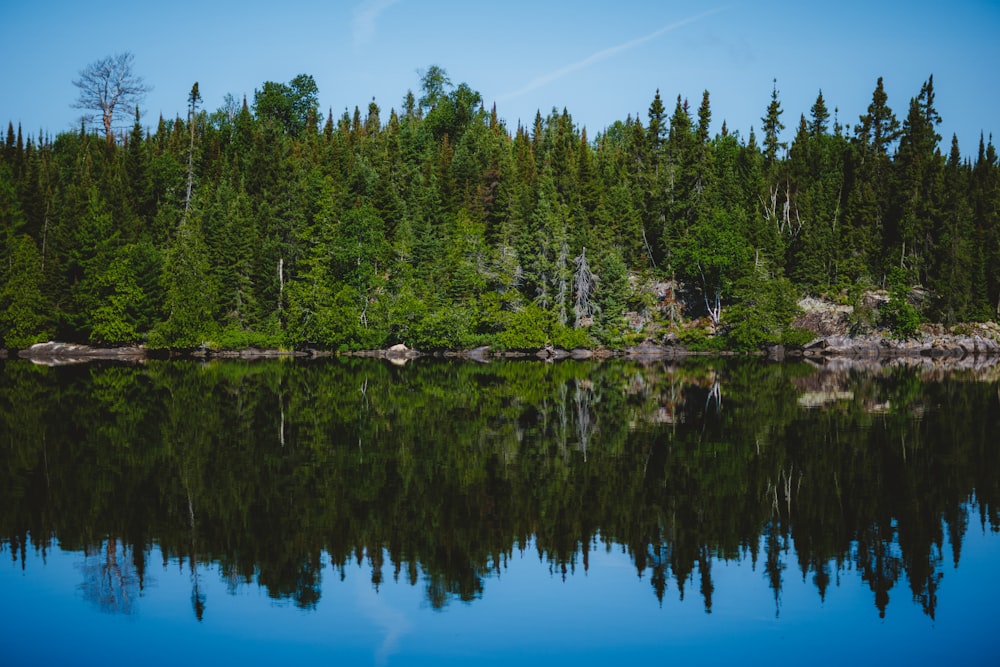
[804,354,1000,375]
[18,342,147,366]
[793,353,1000,411]
[802,334,1000,359]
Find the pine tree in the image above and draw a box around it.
[662,95,697,268]
[856,77,901,156]
[0,234,50,348]
[843,77,901,281]
[153,207,215,348]
[893,76,943,284]
[125,106,152,224]
[928,135,975,323]
[761,79,787,168]
[970,134,1000,317]
[808,90,829,137]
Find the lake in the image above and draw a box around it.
[1,356,998,666]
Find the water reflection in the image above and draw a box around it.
[79,538,143,615]
[1,356,998,623]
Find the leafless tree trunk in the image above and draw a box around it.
[573,247,598,328]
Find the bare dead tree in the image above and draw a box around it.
[555,238,569,325]
[759,180,802,237]
[572,247,598,328]
[72,52,151,145]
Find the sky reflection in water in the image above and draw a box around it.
[3,524,998,666]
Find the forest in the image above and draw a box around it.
[1,61,998,351]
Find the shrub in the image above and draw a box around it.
[412,307,473,350]
[882,268,921,340]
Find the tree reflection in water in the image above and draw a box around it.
[79,537,142,615]
[1,356,998,620]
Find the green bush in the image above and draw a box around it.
[678,327,727,352]
[212,325,284,350]
[494,304,553,350]
[781,326,816,347]
[725,270,801,350]
[882,268,921,340]
[551,324,593,350]
[412,307,473,350]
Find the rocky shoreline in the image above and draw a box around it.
[800,333,1000,358]
[10,329,1000,367]
[15,341,148,365]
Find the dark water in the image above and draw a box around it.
[1,356,998,665]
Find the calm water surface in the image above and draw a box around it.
[1,356,998,665]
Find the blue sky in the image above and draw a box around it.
[3,0,998,154]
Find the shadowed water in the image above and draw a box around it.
[1,357,998,665]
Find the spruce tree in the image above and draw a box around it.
[761,79,786,168]
[0,234,50,348]
[928,135,975,323]
[893,76,943,284]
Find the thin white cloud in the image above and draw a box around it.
[499,7,724,102]
[355,574,412,666]
[353,0,402,48]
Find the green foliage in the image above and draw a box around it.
[676,326,727,352]
[781,326,816,347]
[494,303,553,350]
[672,207,752,325]
[0,235,50,348]
[253,74,319,137]
[551,322,593,350]
[0,68,996,351]
[725,264,800,350]
[211,324,284,350]
[149,215,216,349]
[489,302,590,350]
[593,248,629,330]
[881,268,921,339]
[411,306,473,351]
[89,247,144,344]
[306,284,386,351]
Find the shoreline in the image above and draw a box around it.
[9,332,1000,366]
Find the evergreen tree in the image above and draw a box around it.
[929,135,975,323]
[970,135,1000,317]
[640,90,668,266]
[809,90,830,137]
[761,79,787,168]
[893,76,943,285]
[88,244,147,344]
[662,95,697,269]
[786,96,848,290]
[153,207,215,348]
[844,77,901,281]
[2,64,998,351]
[0,234,50,348]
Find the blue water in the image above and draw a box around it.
[4,524,997,666]
[2,357,999,665]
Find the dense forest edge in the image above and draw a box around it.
[2,59,999,355]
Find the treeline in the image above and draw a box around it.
[1,67,998,350]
